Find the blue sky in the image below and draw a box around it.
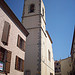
[5,0,75,60]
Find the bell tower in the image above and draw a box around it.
[22,0,46,31]
[22,0,47,75]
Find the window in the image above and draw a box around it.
[42,8,44,16]
[1,21,10,45]
[0,47,11,73]
[59,67,60,70]
[26,70,31,75]
[0,48,5,62]
[56,63,59,65]
[29,4,35,13]
[17,35,25,51]
[50,73,53,75]
[15,56,24,72]
[48,50,51,61]
[55,67,57,73]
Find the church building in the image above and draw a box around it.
[22,0,54,75]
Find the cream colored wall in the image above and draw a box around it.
[41,30,47,75]
[46,33,54,75]
[41,0,46,21]
[41,30,54,75]
[60,57,72,75]
[41,1,54,75]
[40,0,46,32]
[0,7,26,75]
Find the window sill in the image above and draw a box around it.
[17,46,25,52]
[15,69,23,72]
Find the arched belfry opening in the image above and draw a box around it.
[29,4,35,13]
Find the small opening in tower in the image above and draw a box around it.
[29,4,35,13]
[42,8,44,16]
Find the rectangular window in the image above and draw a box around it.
[48,50,51,61]
[17,35,25,51]
[29,4,35,13]
[1,21,10,45]
[50,73,53,75]
[0,47,11,73]
[0,48,5,62]
[42,8,44,16]
[26,70,31,75]
[15,56,24,72]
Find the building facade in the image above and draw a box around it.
[55,61,61,75]
[0,0,29,75]
[55,57,72,75]
[22,0,54,75]
[60,57,72,75]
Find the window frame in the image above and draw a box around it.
[17,35,25,52]
[15,56,24,72]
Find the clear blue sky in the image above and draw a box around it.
[5,0,75,60]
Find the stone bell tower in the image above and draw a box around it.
[22,0,47,75]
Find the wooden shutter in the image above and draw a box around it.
[0,51,4,61]
[1,21,10,45]
[23,41,25,51]
[17,35,20,47]
[15,56,19,70]
[6,51,11,62]
[5,62,10,73]
[21,60,24,72]
[5,50,11,73]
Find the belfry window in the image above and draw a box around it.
[29,4,35,13]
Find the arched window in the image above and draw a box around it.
[29,4,35,13]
